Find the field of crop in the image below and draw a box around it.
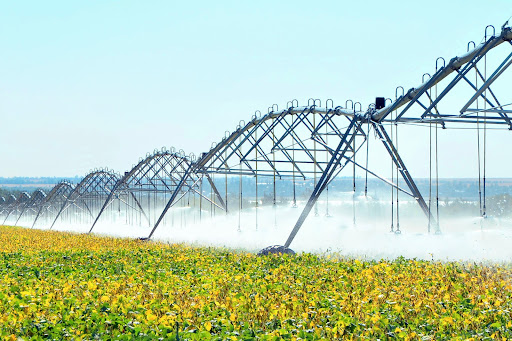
[1,226,512,340]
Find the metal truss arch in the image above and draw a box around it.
[31,181,75,228]
[14,189,47,225]
[2,192,31,224]
[195,105,365,179]
[89,148,225,237]
[50,170,120,228]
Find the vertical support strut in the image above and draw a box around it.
[292,137,297,208]
[482,51,488,218]
[313,112,319,217]
[211,173,215,217]
[395,119,400,233]
[325,121,330,217]
[199,178,203,221]
[272,117,277,228]
[255,127,259,229]
[353,129,356,227]
[225,149,228,215]
[238,136,242,232]
[284,116,361,248]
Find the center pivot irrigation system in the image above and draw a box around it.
[2,23,512,251]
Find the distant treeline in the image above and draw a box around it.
[0,177,81,198]
[1,176,512,202]
[0,176,81,185]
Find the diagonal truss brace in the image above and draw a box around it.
[284,115,362,248]
[145,166,227,239]
[373,122,439,233]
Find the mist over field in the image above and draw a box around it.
[29,197,511,263]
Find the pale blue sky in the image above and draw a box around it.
[1,0,511,178]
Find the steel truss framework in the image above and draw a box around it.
[31,181,74,229]
[1,24,511,247]
[88,149,226,238]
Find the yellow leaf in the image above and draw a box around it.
[442,316,454,325]
[145,310,157,322]
[87,281,97,291]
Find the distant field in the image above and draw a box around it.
[0,226,511,340]
[0,183,56,188]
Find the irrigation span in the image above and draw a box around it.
[2,23,512,252]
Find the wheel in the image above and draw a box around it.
[257,245,296,256]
